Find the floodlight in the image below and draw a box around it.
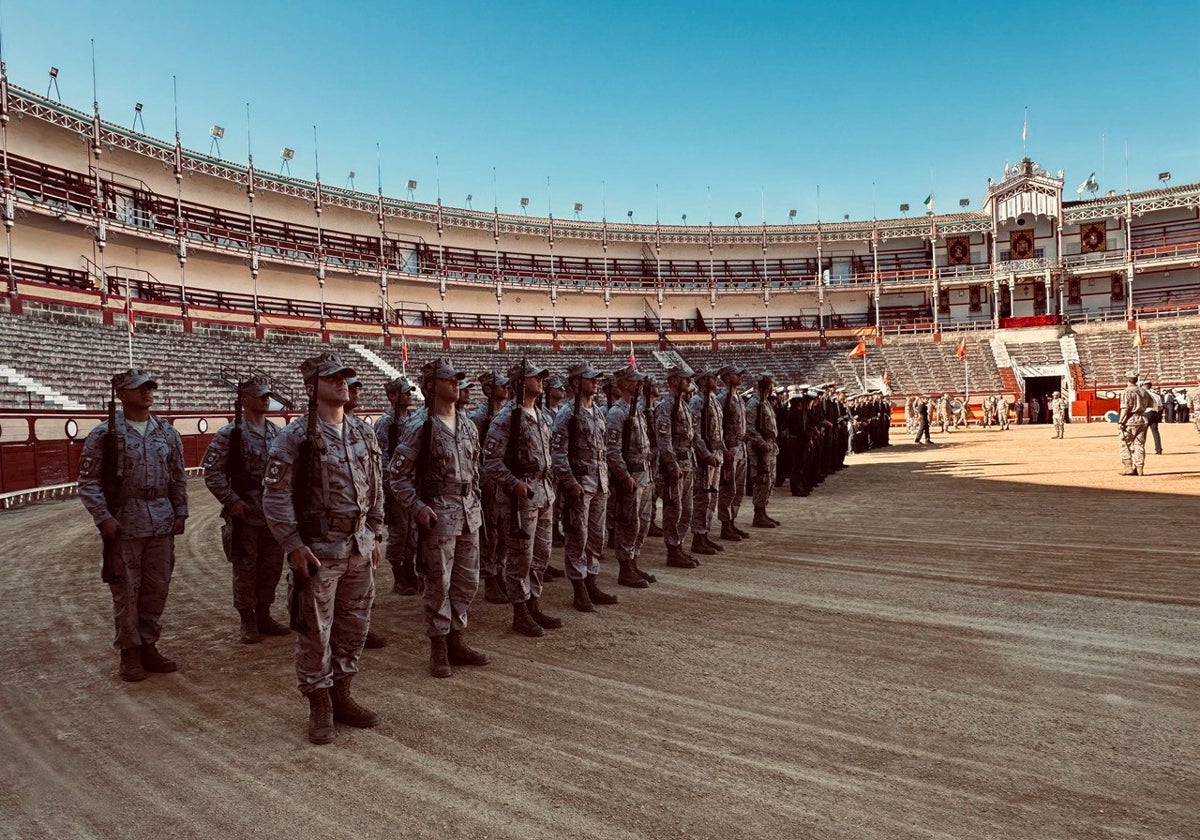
[627,210,633,219]
[959,198,970,208]
[788,209,797,219]
[899,203,910,212]
[134,103,143,113]
[48,67,58,79]
[280,148,295,161]
[573,202,583,212]
[407,179,418,190]
[734,211,742,224]
[1158,171,1172,184]
[520,197,530,206]
[210,125,225,139]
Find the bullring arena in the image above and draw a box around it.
[0,62,1198,839]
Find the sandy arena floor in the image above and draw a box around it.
[0,421,1196,840]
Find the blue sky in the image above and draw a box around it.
[4,0,1198,225]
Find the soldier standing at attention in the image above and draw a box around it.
[938,393,952,434]
[1117,370,1151,476]
[345,377,388,651]
[1190,385,1200,438]
[1050,391,1068,439]
[202,376,289,644]
[656,365,700,568]
[553,361,619,613]
[688,369,726,557]
[484,360,564,637]
[470,370,512,605]
[375,376,419,597]
[389,358,490,678]
[262,353,384,745]
[715,364,751,542]
[78,369,188,682]
[605,365,656,588]
[745,371,780,528]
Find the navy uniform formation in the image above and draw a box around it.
[80,353,891,746]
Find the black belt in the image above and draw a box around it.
[327,514,366,533]
[519,470,549,481]
[627,461,646,473]
[127,487,165,501]
[427,480,475,497]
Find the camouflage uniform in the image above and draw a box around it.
[716,373,748,530]
[655,373,696,553]
[262,400,384,697]
[483,373,556,605]
[1190,388,1200,438]
[469,376,509,590]
[606,369,654,578]
[202,404,284,616]
[374,390,418,592]
[78,377,188,654]
[689,380,725,539]
[552,380,610,582]
[388,406,483,638]
[745,379,779,513]
[938,395,951,433]
[1051,395,1068,438]
[1117,373,1151,475]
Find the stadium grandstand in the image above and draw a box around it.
[0,66,1198,501]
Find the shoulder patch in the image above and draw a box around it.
[606,428,620,446]
[77,456,98,477]
[263,455,290,487]
[551,430,566,449]
[201,448,221,469]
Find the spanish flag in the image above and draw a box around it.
[1133,323,1145,348]
[955,338,967,361]
[848,340,867,358]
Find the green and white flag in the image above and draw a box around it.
[923,194,934,211]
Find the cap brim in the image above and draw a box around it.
[120,374,156,390]
[320,365,357,380]
[243,385,271,398]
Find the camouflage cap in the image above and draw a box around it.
[112,368,158,390]
[238,376,272,398]
[566,361,603,380]
[422,357,467,381]
[691,367,718,380]
[545,375,565,390]
[509,360,551,381]
[478,370,511,389]
[717,363,750,378]
[662,363,693,379]
[611,363,645,384]
[1125,369,1138,380]
[345,376,361,389]
[384,376,417,399]
[458,378,473,391]
[758,369,777,383]
[300,352,356,382]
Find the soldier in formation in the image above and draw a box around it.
[78,369,188,682]
[1050,391,1068,439]
[202,376,289,644]
[1117,370,1151,476]
[262,352,384,745]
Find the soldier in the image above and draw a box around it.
[689,368,726,557]
[1143,380,1164,455]
[375,376,419,597]
[655,364,700,568]
[645,378,665,538]
[345,377,388,652]
[483,360,564,637]
[470,370,512,604]
[606,364,656,588]
[1117,370,1151,476]
[262,352,384,745]
[715,364,751,542]
[544,375,567,553]
[743,371,780,527]
[1050,391,1068,439]
[997,393,1011,430]
[553,361,618,612]
[202,376,288,644]
[938,393,952,434]
[77,369,187,682]
[955,396,969,428]
[389,358,489,678]
[1190,386,1200,438]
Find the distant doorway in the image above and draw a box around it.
[1023,375,1060,424]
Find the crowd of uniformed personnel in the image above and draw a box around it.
[77,352,891,746]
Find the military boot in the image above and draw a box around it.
[428,635,452,678]
[140,644,177,673]
[765,511,782,527]
[732,523,751,539]
[255,604,290,636]
[618,559,649,588]
[571,577,595,612]
[719,521,742,542]
[528,596,564,630]
[307,688,336,745]
[1119,464,1134,476]
[701,534,724,552]
[237,608,262,644]
[585,574,619,605]
[666,545,696,568]
[482,573,508,605]
[647,522,664,538]
[512,600,546,638]
[331,676,381,727]
[447,630,490,667]
[119,647,146,682]
[544,564,565,580]
[690,534,717,556]
[632,557,657,583]
[752,507,776,528]
[364,630,388,649]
